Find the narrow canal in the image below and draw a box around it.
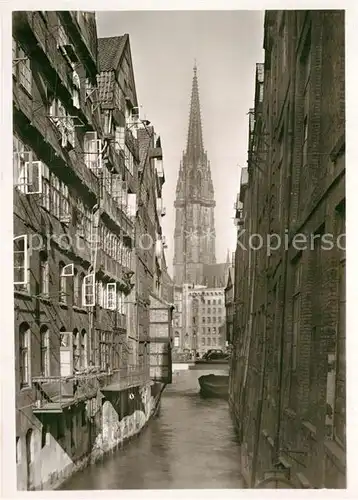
[60,367,243,489]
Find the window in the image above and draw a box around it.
[16,437,21,463]
[213,317,216,323]
[25,429,34,467]
[202,317,205,323]
[41,423,48,448]
[124,146,134,175]
[207,317,211,323]
[334,202,346,446]
[83,273,95,307]
[82,408,86,427]
[213,308,216,313]
[73,269,80,306]
[213,327,217,333]
[81,330,88,368]
[59,262,67,303]
[14,235,28,286]
[40,326,50,377]
[208,328,211,334]
[207,338,211,346]
[13,138,42,195]
[73,329,80,371]
[208,300,211,305]
[208,308,211,314]
[40,252,49,296]
[106,283,117,310]
[41,164,51,210]
[115,125,125,152]
[202,338,205,345]
[72,70,80,109]
[19,323,30,387]
[218,317,222,323]
[174,333,180,347]
[84,132,103,170]
[14,44,32,95]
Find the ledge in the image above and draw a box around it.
[302,420,317,440]
[73,306,88,314]
[14,290,32,300]
[296,472,312,488]
[324,439,346,472]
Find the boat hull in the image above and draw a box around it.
[198,374,229,399]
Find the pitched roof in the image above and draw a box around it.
[97,35,128,72]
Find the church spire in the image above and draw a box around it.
[186,62,204,166]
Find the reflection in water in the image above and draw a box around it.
[60,368,243,489]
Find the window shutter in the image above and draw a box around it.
[127,193,137,217]
[14,235,28,285]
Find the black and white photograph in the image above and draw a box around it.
[5,5,347,493]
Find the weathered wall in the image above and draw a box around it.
[17,383,162,490]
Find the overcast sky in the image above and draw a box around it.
[96,10,265,275]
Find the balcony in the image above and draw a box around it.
[63,12,98,75]
[32,365,149,413]
[96,250,132,293]
[100,188,135,241]
[13,12,73,100]
[105,141,126,175]
[101,365,150,394]
[96,306,127,332]
[13,82,99,199]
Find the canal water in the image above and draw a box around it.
[60,367,243,489]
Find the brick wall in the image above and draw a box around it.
[230,10,345,488]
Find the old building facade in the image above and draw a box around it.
[172,284,226,356]
[13,11,171,490]
[229,10,345,488]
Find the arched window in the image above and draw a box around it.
[81,329,87,368]
[25,428,34,466]
[19,323,30,387]
[73,268,80,306]
[73,329,80,371]
[59,261,67,303]
[79,272,85,307]
[39,251,49,296]
[16,436,21,464]
[40,326,50,377]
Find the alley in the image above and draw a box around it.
[60,369,243,490]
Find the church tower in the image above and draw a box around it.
[173,64,216,285]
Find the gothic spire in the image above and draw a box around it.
[186,62,204,166]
